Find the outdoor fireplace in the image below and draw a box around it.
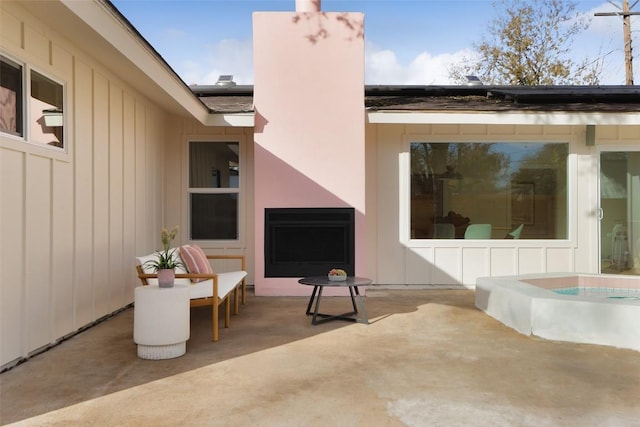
[264,207,355,277]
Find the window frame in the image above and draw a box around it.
[403,136,572,245]
[0,52,67,155]
[185,137,245,245]
[0,54,24,138]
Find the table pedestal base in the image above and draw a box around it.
[305,285,368,325]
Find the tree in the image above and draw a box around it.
[450,0,602,85]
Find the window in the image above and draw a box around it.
[188,141,240,240]
[0,55,23,137]
[410,142,568,239]
[30,70,64,148]
[1,54,65,149]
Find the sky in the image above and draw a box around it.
[111,0,639,86]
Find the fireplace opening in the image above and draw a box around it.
[264,208,355,277]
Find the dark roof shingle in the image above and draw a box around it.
[191,85,640,114]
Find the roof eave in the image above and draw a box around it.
[366,110,640,125]
[34,0,210,120]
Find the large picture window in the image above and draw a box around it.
[410,142,568,239]
[188,141,240,240]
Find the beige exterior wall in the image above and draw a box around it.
[166,119,255,283]
[0,2,171,368]
[365,123,639,286]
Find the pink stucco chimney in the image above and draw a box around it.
[252,7,365,296]
[295,0,321,12]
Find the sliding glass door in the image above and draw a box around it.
[599,150,640,275]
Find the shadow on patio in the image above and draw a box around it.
[1,289,639,426]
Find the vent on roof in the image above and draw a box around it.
[465,75,483,86]
[215,75,236,86]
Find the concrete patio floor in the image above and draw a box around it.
[1,289,639,426]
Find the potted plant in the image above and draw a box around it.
[144,226,183,288]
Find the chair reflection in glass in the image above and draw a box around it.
[506,224,524,239]
[464,224,492,239]
[433,223,455,239]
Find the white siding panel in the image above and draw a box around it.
[619,126,640,140]
[490,247,517,276]
[74,60,94,327]
[433,247,461,285]
[405,124,430,134]
[135,102,149,256]
[23,23,49,64]
[433,124,459,135]
[24,155,52,352]
[147,109,164,234]
[109,84,125,310]
[0,7,22,48]
[517,126,543,136]
[462,247,490,286]
[597,126,619,141]
[518,247,545,274]
[52,159,74,339]
[122,93,137,303]
[460,124,487,135]
[51,43,73,80]
[0,149,26,364]
[376,125,405,283]
[405,247,434,284]
[487,124,515,135]
[546,247,573,272]
[364,124,378,281]
[93,72,110,318]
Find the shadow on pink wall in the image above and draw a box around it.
[253,142,366,296]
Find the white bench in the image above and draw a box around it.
[136,249,247,342]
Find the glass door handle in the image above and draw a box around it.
[597,208,604,220]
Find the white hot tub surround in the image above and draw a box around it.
[475,273,640,352]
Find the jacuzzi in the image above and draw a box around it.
[475,273,640,352]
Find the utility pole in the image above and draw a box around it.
[595,0,640,85]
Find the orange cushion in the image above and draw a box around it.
[179,244,213,283]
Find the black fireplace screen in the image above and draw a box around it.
[264,208,355,277]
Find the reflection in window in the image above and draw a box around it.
[0,56,65,150]
[189,141,240,240]
[410,142,568,239]
[0,56,23,137]
[30,70,64,148]
[190,193,238,240]
[189,142,239,188]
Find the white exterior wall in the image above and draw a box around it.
[365,123,639,287]
[0,3,170,368]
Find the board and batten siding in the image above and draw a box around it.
[367,123,639,287]
[1,4,169,368]
[167,119,255,285]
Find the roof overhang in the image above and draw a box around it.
[366,111,640,125]
[204,114,255,127]
[18,0,211,122]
